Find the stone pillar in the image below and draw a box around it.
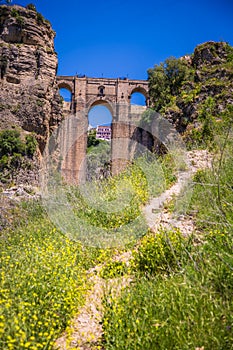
[60,77,88,184]
[111,103,132,175]
[60,114,87,185]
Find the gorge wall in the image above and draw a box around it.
[0,4,63,185]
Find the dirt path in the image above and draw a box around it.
[55,253,133,350]
[55,150,211,349]
[55,266,104,350]
[142,149,212,235]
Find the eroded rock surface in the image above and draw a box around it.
[0,4,62,185]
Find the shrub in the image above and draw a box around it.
[133,229,192,275]
[0,130,37,159]
[11,8,19,17]
[26,3,37,11]
[36,12,45,24]
[0,129,24,158]
[25,134,37,158]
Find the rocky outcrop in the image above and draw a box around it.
[192,41,229,68]
[184,43,232,132]
[0,4,62,153]
[0,4,63,186]
[149,41,233,139]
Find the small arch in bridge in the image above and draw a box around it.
[130,86,148,98]
[59,88,72,102]
[130,91,147,106]
[58,86,72,113]
[57,81,73,93]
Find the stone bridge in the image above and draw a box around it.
[56,76,150,183]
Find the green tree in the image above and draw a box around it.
[87,129,100,148]
[165,57,191,94]
[148,56,192,111]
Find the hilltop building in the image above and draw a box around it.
[96,125,111,141]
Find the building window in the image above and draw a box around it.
[98,85,105,97]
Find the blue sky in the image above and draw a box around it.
[14,0,233,79]
[10,0,233,125]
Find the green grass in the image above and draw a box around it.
[101,130,233,349]
[0,151,184,349]
[103,271,233,350]
[132,228,193,276]
[0,202,110,350]
[44,154,177,248]
[189,139,233,232]
[0,209,86,349]
[102,227,233,349]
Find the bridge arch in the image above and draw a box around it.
[130,86,149,107]
[130,86,148,98]
[58,82,73,114]
[88,100,113,127]
[86,98,115,118]
[57,81,73,93]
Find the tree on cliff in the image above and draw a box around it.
[148,57,192,111]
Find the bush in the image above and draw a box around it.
[0,130,38,182]
[0,129,37,160]
[0,130,24,158]
[99,260,129,279]
[36,12,45,24]
[26,3,37,11]
[148,57,193,112]
[87,129,100,148]
[133,229,192,275]
[25,134,37,158]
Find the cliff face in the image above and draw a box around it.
[0,5,62,152]
[148,41,233,146]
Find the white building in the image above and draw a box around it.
[96,125,111,141]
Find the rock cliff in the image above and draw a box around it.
[0,4,63,185]
[148,41,233,146]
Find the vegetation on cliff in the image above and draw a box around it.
[0,129,37,183]
[148,41,233,148]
